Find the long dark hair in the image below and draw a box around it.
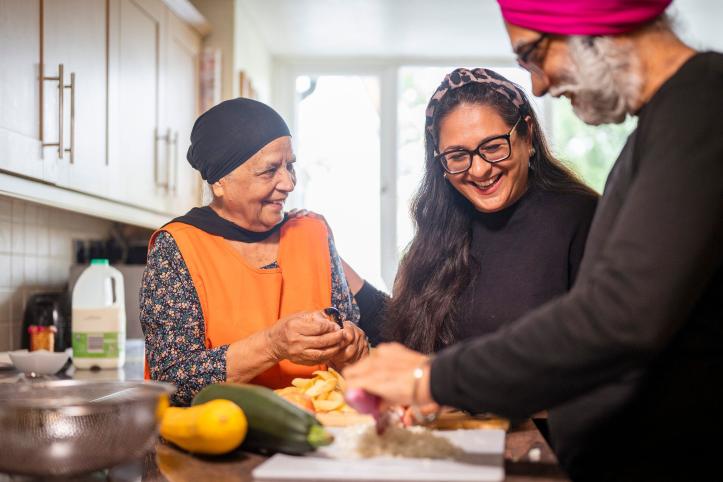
[383,81,597,354]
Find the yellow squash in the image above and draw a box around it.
[160,399,247,455]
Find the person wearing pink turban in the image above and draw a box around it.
[344,1,723,480]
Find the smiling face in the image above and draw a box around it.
[505,23,642,125]
[210,136,296,231]
[438,103,532,213]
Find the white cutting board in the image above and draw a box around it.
[252,428,505,482]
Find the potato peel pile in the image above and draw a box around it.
[275,368,357,414]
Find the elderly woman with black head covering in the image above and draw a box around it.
[140,98,369,405]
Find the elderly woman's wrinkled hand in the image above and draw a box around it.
[329,321,369,370]
[266,311,347,366]
[286,209,335,241]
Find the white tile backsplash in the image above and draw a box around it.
[24,204,38,226]
[0,199,11,221]
[36,225,50,257]
[0,255,10,287]
[23,223,38,255]
[0,322,11,351]
[0,221,10,252]
[11,200,23,224]
[24,257,38,285]
[11,224,23,254]
[0,290,12,323]
[0,195,113,351]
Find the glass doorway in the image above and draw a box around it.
[294,75,385,288]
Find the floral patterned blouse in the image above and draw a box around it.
[140,231,360,405]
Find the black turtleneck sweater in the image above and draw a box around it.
[455,185,598,341]
[356,185,598,346]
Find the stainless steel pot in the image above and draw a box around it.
[0,379,175,476]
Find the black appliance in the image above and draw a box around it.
[20,292,71,352]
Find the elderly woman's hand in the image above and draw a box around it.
[329,321,369,370]
[266,311,347,365]
[342,342,435,407]
[286,209,335,242]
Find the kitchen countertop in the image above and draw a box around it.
[0,345,569,482]
[135,419,569,482]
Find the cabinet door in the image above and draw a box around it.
[165,10,202,215]
[43,0,108,197]
[0,0,43,180]
[107,0,168,208]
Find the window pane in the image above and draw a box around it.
[397,67,452,258]
[295,75,384,288]
[551,98,637,193]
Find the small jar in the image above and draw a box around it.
[28,325,57,352]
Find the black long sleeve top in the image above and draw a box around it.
[357,186,597,347]
[430,52,723,480]
[456,186,597,340]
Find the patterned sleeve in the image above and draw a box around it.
[328,235,361,324]
[139,231,228,406]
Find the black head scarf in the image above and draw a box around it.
[187,97,291,183]
[171,98,292,243]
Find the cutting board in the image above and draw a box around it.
[252,428,505,481]
[316,411,510,432]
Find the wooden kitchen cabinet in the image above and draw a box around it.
[0,0,109,193]
[107,0,169,209]
[164,9,202,214]
[0,0,205,224]
[42,0,109,197]
[108,0,202,214]
[0,0,44,181]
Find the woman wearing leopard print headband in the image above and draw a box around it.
[377,67,599,353]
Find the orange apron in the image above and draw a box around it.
[144,216,331,388]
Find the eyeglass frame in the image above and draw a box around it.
[515,33,550,75]
[435,116,523,174]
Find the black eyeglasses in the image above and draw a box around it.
[515,34,549,75]
[436,117,522,174]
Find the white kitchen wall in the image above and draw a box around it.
[234,0,272,102]
[0,195,113,351]
[190,0,272,104]
[193,0,236,101]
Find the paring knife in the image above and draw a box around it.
[323,306,344,329]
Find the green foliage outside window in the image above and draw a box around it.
[551,98,637,193]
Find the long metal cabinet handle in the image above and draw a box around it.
[171,131,178,194]
[42,63,64,159]
[154,128,170,187]
[153,128,159,186]
[65,72,75,163]
[163,127,172,189]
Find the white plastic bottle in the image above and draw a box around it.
[72,259,126,369]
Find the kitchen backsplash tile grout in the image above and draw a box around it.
[0,195,114,352]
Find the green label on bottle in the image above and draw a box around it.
[72,332,122,358]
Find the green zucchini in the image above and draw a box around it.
[192,383,333,455]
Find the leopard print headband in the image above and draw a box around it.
[425,68,528,154]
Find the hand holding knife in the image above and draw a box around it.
[344,387,397,434]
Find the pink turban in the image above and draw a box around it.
[497,0,673,36]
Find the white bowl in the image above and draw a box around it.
[8,350,70,376]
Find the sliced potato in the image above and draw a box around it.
[291,378,313,389]
[327,391,343,402]
[312,397,344,412]
[312,370,336,381]
[277,369,357,414]
[328,368,346,391]
[305,378,336,398]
